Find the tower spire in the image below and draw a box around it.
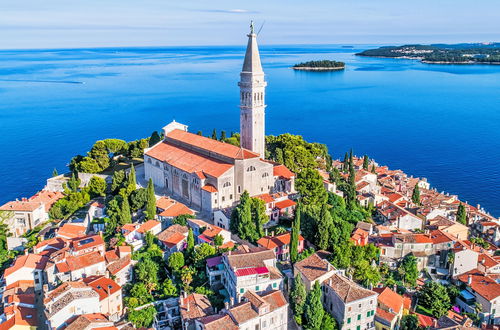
[239,22,267,159]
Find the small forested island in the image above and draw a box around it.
[293,60,345,71]
[357,43,500,64]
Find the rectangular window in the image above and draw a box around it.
[356,326,360,330]
[357,314,361,320]
[222,196,225,202]
[347,318,351,324]
[230,194,233,199]
[256,286,260,291]
[367,311,370,317]
[273,283,277,288]
[240,288,244,293]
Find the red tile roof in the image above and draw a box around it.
[201,184,218,193]
[458,271,500,301]
[29,190,65,212]
[83,276,121,301]
[256,193,274,204]
[137,220,161,234]
[376,307,398,323]
[180,293,214,323]
[107,255,131,275]
[57,223,87,239]
[4,254,49,277]
[376,287,404,314]
[72,235,104,251]
[273,165,295,179]
[257,232,304,249]
[275,199,296,210]
[0,200,43,212]
[235,266,269,277]
[156,197,193,217]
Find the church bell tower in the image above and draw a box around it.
[239,21,267,159]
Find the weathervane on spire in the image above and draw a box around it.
[250,20,254,34]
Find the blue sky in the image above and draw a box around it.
[1,0,499,49]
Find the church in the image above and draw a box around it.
[144,24,295,213]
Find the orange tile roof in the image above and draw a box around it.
[57,223,87,239]
[275,199,296,209]
[0,200,43,212]
[29,190,65,212]
[199,314,238,330]
[121,223,136,233]
[83,276,121,301]
[479,253,499,269]
[273,164,295,179]
[376,307,398,323]
[161,232,186,248]
[72,235,105,251]
[137,220,161,234]
[35,236,67,251]
[295,251,333,281]
[201,184,218,192]
[376,287,404,314]
[5,280,35,291]
[458,271,500,301]
[107,255,131,275]
[256,193,274,204]
[180,293,214,323]
[0,306,38,329]
[257,232,304,249]
[167,129,259,160]
[261,290,288,310]
[62,251,105,272]
[145,141,233,178]
[4,254,49,277]
[156,197,193,217]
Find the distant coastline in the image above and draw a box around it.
[292,60,345,71]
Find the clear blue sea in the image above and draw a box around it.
[1,45,499,216]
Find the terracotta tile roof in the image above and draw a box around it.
[228,301,258,324]
[57,223,87,239]
[4,254,49,277]
[107,255,131,275]
[65,313,113,330]
[161,232,186,248]
[0,306,38,328]
[376,287,404,314]
[457,271,500,301]
[376,307,398,323]
[0,200,44,212]
[198,314,238,330]
[137,220,161,234]
[275,199,296,210]
[294,251,333,282]
[29,190,65,212]
[326,274,377,303]
[63,251,105,272]
[243,290,268,308]
[105,250,119,263]
[429,230,456,244]
[225,247,276,269]
[261,290,288,311]
[256,193,275,204]
[479,253,499,269]
[145,140,234,178]
[35,236,67,251]
[158,225,188,248]
[156,197,193,217]
[273,164,295,179]
[5,280,35,291]
[257,231,304,249]
[202,184,218,192]
[44,281,89,303]
[72,234,105,251]
[393,233,433,244]
[415,313,435,327]
[180,293,214,323]
[83,276,121,301]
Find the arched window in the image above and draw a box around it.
[155,161,160,167]
[262,172,269,178]
[223,182,231,188]
[147,158,152,164]
[247,166,256,172]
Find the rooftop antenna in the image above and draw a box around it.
[257,21,266,35]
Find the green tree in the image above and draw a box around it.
[213,234,224,247]
[211,128,217,140]
[111,170,126,193]
[230,191,258,242]
[126,164,137,195]
[419,281,451,317]
[120,197,132,225]
[149,131,161,147]
[129,282,153,306]
[290,205,301,263]
[77,157,102,173]
[186,228,195,254]
[296,168,327,206]
[251,197,268,239]
[128,306,157,328]
[362,155,369,170]
[321,313,337,330]
[172,214,195,226]
[180,266,195,292]
[371,164,376,174]
[161,278,178,298]
[304,281,324,330]
[89,140,110,170]
[88,176,106,197]
[220,130,227,141]
[52,168,58,177]
[412,184,421,205]
[145,231,155,248]
[400,254,418,287]
[400,314,419,330]
[130,188,147,211]
[145,178,156,220]
[316,204,332,250]
[192,243,217,268]
[290,274,307,325]
[168,251,185,272]
[67,173,81,192]
[456,203,467,225]
[342,152,349,172]
[136,258,159,293]
[196,130,202,136]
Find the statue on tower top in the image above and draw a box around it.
[250,20,254,34]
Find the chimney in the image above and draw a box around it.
[329,278,332,286]
[230,297,234,307]
[224,301,229,310]
[468,275,472,285]
[271,231,274,237]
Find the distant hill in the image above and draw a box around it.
[356,43,500,64]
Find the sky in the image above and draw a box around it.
[1,0,499,49]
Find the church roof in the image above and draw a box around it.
[242,32,263,74]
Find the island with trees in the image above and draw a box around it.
[356,43,500,64]
[293,60,345,71]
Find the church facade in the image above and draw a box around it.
[144,26,294,213]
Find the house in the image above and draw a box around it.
[0,305,38,330]
[322,274,378,330]
[450,243,479,277]
[206,256,224,287]
[376,201,423,231]
[34,237,68,256]
[294,251,337,291]
[179,293,214,330]
[257,231,305,262]
[29,190,65,212]
[221,246,283,303]
[121,220,161,250]
[44,282,101,329]
[213,208,232,230]
[157,225,189,256]
[187,219,232,247]
[351,228,369,246]
[64,313,116,330]
[3,254,48,291]
[105,246,134,286]
[195,290,288,330]
[478,253,500,274]
[56,223,87,240]
[375,233,433,270]
[373,287,405,330]
[46,250,106,285]
[456,271,500,326]
[82,276,123,321]
[0,200,47,237]
[0,281,38,330]
[156,197,194,224]
[70,235,106,256]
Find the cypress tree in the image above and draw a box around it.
[196,130,202,136]
[316,204,332,250]
[412,184,421,205]
[304,281,324,329]
[342,152,349,172]
[211,129,217,140]
[371,164,376,174]
[363,155,369,170]
[127,164,137,194]
[290,273,307,325]
[220,130,227,141]
[230,191,257,241]
[290,205,301,263]
[145,178,156,219]
[52,168,58,177]
[276,148,284,164]
[456,203,467,225]
[187,228,195,253]
[149,131,161,147]
[120,197,132,225]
